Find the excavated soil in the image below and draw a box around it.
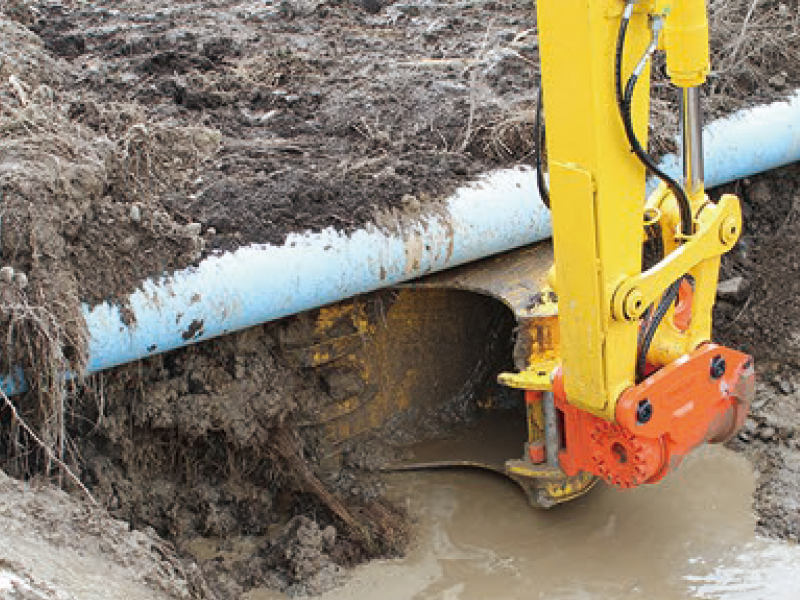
[714,162,800,544]
[2,0,800,598]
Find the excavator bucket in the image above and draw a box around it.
[283,243,596,508]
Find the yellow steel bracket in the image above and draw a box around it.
[612,193,742,323]
[498,362,557,391]
[498,291,559,391]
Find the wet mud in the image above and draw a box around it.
[314,447,800,600]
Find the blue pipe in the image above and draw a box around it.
[6,92,800,395]
[655,91,800,190]
[85,167,551,375]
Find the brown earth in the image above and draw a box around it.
[714,162,800,545]
[1,0,800,598]
[0,467,211,600]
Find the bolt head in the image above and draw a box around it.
[625,289,645,319]
[710,355,726,379]
[720,216,740,246]
[636,399,653,424]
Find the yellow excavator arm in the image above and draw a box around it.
[500,0,754,490]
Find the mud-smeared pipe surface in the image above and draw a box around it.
[243,446,800,600]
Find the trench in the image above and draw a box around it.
[244,446,800,600]
[7,267,800,600]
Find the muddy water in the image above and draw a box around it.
[248,446,800,600]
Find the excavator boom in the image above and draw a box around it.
[501,0,753,491]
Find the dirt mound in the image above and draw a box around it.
[708,161,800,546]
[0,27,220,494]
[0,468,210,600]
[56,314,407,599]
[714,162,800,363]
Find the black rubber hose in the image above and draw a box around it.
[614,6,631,111]
[622,76,694,237]
[535,85,550,209]
[636,279,681,382]
[614,8,694,238]
[615,7,693,379]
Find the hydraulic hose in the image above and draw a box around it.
[535,85,550,209]
[636,280,681,382]
[615,3,692,380]
[615,3,694,238]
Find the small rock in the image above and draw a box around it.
[402,194,420,211]
[284,94,301,104]
[743,418,758,434]
[206,227,217,236]
[738,431,751,442]
[119,71,140,85]
[321,525,336,549]
[0,266,14,283]
[752,396,770,411]
[759,426,777,441]
[13,272,27,290]
[185,222,202,237]
[119,235,137,254]
[769,73,787,89]
[397,3,420,16]
[748,181,771,205]
[129,204,141,222]
[779,379,795,395]
[716,277,750,302]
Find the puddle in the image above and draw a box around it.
[256,445,800,599]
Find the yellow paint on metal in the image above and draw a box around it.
[635,183,741,366]
[313,288,514,446]
[499,290,560,390]
[536,0,651,419]
[662,0,710,88]
[498,364,556,391]
[613,194,741,321]
[531,0,733,420]
[506,460,597,505]
[314,303,373,337]
[526,396,545,450]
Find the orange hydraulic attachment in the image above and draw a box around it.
[529,344,754,488]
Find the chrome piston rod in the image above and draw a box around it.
[681,86,705,195]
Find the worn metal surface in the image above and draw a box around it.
[402,242,554,317]
[294,243,593,507]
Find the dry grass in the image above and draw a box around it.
[0,68,217,488]
[490,0,800,163]
[707,0,800,114]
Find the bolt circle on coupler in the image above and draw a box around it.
[710,355,726,379]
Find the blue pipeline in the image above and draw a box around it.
[655,91,800,190]
[6,92,800,395]
[84,167,551,376]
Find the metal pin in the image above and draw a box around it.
[542,391,561,468]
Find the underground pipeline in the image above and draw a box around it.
[5,91,800,395]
